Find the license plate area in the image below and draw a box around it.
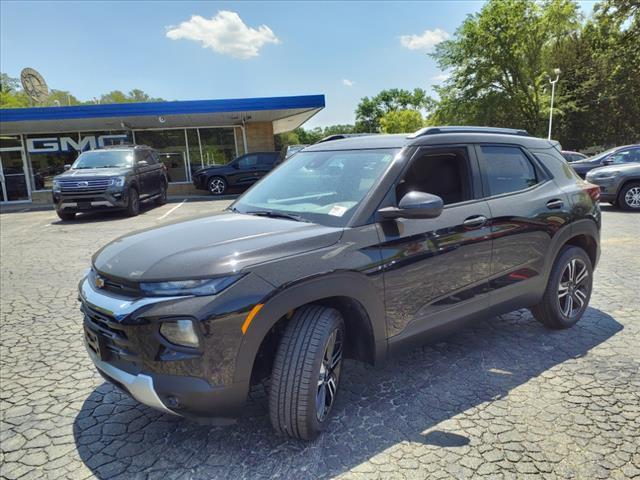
[85,326,109,361]
[77,201,91,210]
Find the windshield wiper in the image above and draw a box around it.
[244,210,310,222]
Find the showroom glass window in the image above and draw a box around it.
[134,130,189,182]
[198,128,237,166]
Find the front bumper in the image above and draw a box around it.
[54,189,128,211]
[79,272,272,418]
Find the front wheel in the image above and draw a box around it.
[531,246,593,329]
[155,182,167,205]
[208,176,227,196]
[269,306,345,440]
[125,187,140,216]
[618,182,640,211]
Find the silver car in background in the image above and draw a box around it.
[586,163,640,210]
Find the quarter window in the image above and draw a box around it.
[479,146,538,196]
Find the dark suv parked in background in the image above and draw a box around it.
[80,127,600,439]
[192,151,279,195]
[53,145,168,221]
[571,144,640,178]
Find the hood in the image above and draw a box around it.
[93,212,343,281]
[55,168,130,179]
[586,163,640,177]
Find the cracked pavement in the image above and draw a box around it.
[1,201,639,479]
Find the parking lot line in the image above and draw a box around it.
[157,199,187,220]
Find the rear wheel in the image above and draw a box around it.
[269,306,344,440]
[531,246,593,329]
[618,182,640,211]
[208,176,227,196]
[126,187,140,216]
[56,210,76,221]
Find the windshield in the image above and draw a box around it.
[581,147,619,163]
[72,150,134,169]
[233,148,399,227]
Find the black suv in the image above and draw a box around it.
[53,145,168,221]
[192,151,279,195]
[80,127,600,439]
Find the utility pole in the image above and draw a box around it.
[548,68,561,140]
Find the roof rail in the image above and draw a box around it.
[315,133,376,144]
[407,126,530,139]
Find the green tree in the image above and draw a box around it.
[356,88,435,132]
[379,109,424,133]
[0,73,29,108]
[431,0,581,136]
[99,89,165,104]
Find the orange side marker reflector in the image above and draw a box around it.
[241,304,264,335]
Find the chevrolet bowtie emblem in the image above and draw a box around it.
[95,276,105,289]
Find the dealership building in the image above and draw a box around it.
[0,94,325,204]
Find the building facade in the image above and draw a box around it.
[0,95,324,204]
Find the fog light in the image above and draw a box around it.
[160,319,199,348]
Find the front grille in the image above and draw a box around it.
[97,274,141,297]
[83,304,138,361]
[60,178,112,193]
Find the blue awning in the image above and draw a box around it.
[0,94,325,135]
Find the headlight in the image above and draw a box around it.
[52,180,61,192]
[160,319,199,348]
[139,275,241,297]
[112,176,126,187]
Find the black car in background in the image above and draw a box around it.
[53,145,168,221]
[81,127,601,439]
[571,144,640,178]
[192,151,279,195]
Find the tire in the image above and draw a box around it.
[155,182,167,205]
[531,246,593,329]
[207,176,227,196]
[618,182,640,211]
[125,187,140,217]
[56,210,76,221]
[269,305,345,440]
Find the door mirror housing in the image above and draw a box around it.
[63,164,71,171]
[137,160,149,167]
[378,191,444,219]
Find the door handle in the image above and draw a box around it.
[463,215,487,228]
[546,199,564,209]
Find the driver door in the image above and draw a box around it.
[379,146,493,350]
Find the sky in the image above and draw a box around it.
[1,0,597,129]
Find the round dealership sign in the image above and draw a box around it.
[20,67,49,103]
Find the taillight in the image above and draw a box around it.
[582,182,600,202]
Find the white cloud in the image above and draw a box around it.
[166,11,280,59]
[400,28,450,52]
[432,72,450,83]
[342,79,355,87]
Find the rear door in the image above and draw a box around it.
[230,154,260,186]
[475,144,571,309]
[255,153,277,181]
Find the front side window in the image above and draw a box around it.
[609,148,640,164]
[237,155,259,169]
[72,150,134,169]
[396,147,473,205]
[233,148,399,227]
[479,146,538,196]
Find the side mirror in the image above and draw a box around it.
[63,164,71,171]
[602,158,615,165]
[378,191,444,220]
[232,163,240,169]
[137,160,149,167]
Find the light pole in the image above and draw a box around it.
[548,68,561,140]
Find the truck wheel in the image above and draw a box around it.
[618,182,640,211]
[531,246,593,329]
[156,182,167,205]
[208,176,227,195]
[269,305,345,440]
[126,187,140,216]
[56,210,76,221]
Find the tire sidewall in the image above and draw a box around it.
[549,247,593,328]
[127,187,140,216]
[303,314,345,435]
[208,176,227,196]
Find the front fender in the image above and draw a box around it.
[233,270,387,384]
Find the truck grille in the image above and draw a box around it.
[60,178,112,193]
[83,304,138,361]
